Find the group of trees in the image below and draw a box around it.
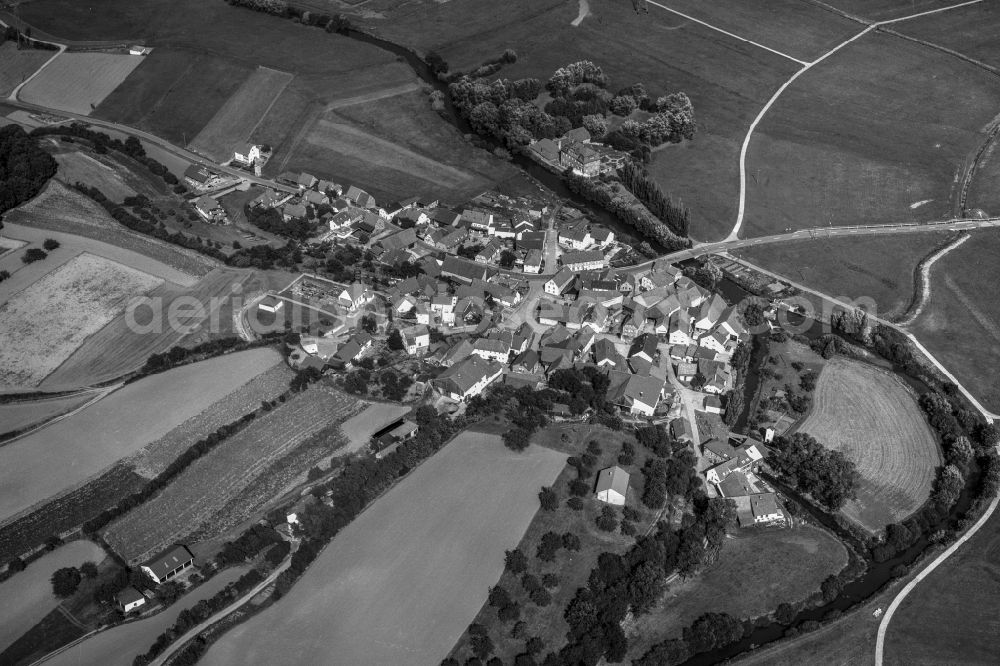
[769,433,859,510]
[450,76,573,150]
[247,205,314,241]
[226,0,288,14]
[0,125,57,218]
[618,163,690,237]
[563,172,691,252]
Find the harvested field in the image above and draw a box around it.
[42,566,249,666]
[734,232,954,321]
[128,363,295,478]
[0,539,106,653]
[20,52,143,115]
[339,402,409,453]
[0,463,145,565]
[188,66,293,162]
[744,32,1000,237]
[0,43,56,97]
[53,151,136,201]
[911,230,1000,412]
[823,0,972,22]
[41,268,258,390]
[626,524,848,660]
[104,386,359,563]
[898,2,1000,69]
[0,253,163,388]
[0,392,94,437]
[203,431,567,666]
[800,357,940,533]
[884,508,1000,665]
[0,348,281,523]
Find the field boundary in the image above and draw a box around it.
[896,233,970,326]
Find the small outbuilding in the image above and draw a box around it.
[594,465,630,506]
[116,587,146,613]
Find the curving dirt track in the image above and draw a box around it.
[800,357,941,533]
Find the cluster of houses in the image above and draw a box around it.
[527,126,628,177]
[702,433,783,526]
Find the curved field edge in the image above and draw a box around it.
[799,357,940,533]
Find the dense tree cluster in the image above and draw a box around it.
[450,76,572,149]
[226,0,288,14]
[769,433,859,510]
[51,567,82,598]
[618,163,690,237]
[641,451,700,509]
[247,205,314,241]
[0,125,57,217]
[563,172,691,252]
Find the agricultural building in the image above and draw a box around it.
[594,466,630,505]
[233,143,262,166]
[561,249,605,272]
[258,295,283,313]
[141,544,194,584]
[115,587,146,613]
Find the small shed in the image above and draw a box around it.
[116,587,146,613]
[594,466,630,506]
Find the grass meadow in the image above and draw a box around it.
[883,509,1000,665]
[0,253,163,388]
[734,231,954,321]
[53,151,136,201]
[743,31,1000,237]
[0,43,56,97]
[899,1,1000,69]
[625,524,848,660]
[0,349,281,523]
[911,230,1000,413]
[0,393,92,437]
[800,358,941,533]
[202,431,566,666]
[20,52,143,115]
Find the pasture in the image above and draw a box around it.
[0,348,281,523]
[53,151,136,201]
[202,431,566,666]
[0,253,163,388]
[800,357,940,533]
[911,230,1000,412]
[188,66,293,162]
[104,386,358,563]
[42,566,248,666]
[19,52,143,115]
[339,402,410,453]
[0,539,106,653]
[626,524,848,660]
[734,231,954,321]
[0,43,56,97]
[743,32,1000,237]
[0,392,94,437]
[883,509,1000,665]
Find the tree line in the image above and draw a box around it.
[769,432,859,511]
[618,162,689,237]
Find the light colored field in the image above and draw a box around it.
[627,524,848,658]
[339,402,410,453]
[45,566,248,666]
[203,431,567,666]
[188,66,292,162]
[0,42,57,97]
[20,52,143,115]
[800,357,940,533]
[0,393,93,435]
[0,348,281,524]
[105,387,358,563]
[12,179,119,231]
[0,539,106,653]
[54,151,136,200]
[0,253,163,388]
[40,269,256,391]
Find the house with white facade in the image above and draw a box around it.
[594,466,630,505]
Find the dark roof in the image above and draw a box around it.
[143,545,193,579]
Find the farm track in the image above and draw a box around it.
[896,233,970,326]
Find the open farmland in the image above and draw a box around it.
[0,349,281,524]
[128,363,294,478]
[203,431,566,666]
[626,524,848,660]
[0,392,94,437]
[0,539,106,654]
[800,357,940,533]
[188,66,292,162]
[0,42,56,97]
[38,566,248,666]
[898,1,1000,69]
[0,253,162,388]
[40,268,257,390]
[339,402,410,453]
[104,386,359,563]
[743,32,1000,237]
[910,230,1000,412]
[883,509,1000,665]
[19,52,143,115]
[734,231,954,321]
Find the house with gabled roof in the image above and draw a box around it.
[628,333,658,364]
[523,248,543,274]
[141,545,194,584]
[338,282,371,311]
[594,466,629,505]
[475,238,503,264]
[694,294,728,332]
[399,324,430,355]
[545,268,576,296]
[558,226,592,250]
[472,337,510,363]
[621,373,666,417]
[433,355,503,401]
[562,249,605,272]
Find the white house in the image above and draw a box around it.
[338,283,371,311]
[545,268,576,295]
[699,329,729,355]
[561,249,605,272]
[430,295,456,325]
[400,324,430,355]
[668,312,694,346]
[558,227,592,250]
[433,355,503,401]
[622,374,666,417]
[594,466,630,505]
[258,295,284,314]
[523,249,543,274]
[749,493,783,524]
[116,587,146,613]
[471,337,510,363]
[141,545,194,585]
[233,143,262,166]
[694,294,728,332]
